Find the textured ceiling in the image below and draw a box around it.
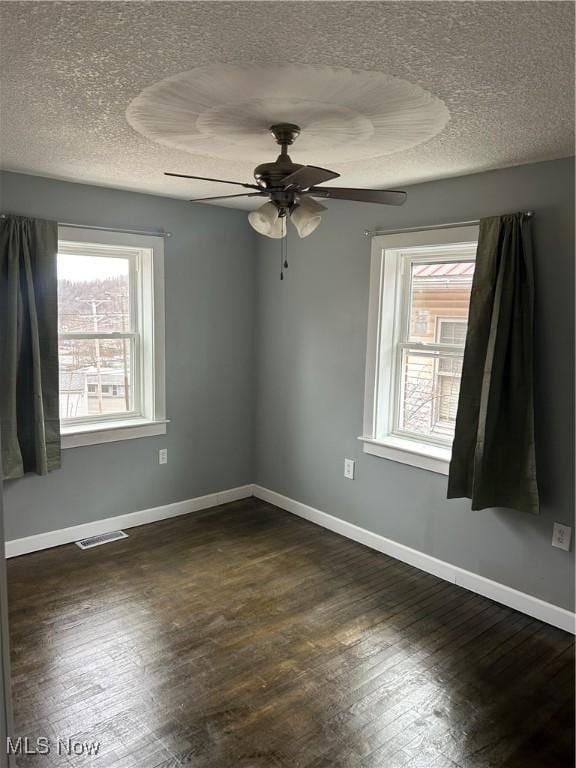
[0,1,574,210]
[126,63,450,162]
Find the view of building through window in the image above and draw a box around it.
[396,260,474,443]
[57,252,133,420]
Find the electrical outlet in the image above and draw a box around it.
[344,458,355,480]
[159,448,168,465]
[552,523,572,551]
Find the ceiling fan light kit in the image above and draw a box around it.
[248,196,323,239]
[291,198,323,239]
[247,201,280,236]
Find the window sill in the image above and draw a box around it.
[61,419,169,449]
[358,435,451,475]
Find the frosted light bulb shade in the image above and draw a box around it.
[265,216,287,239]
[291,203,322,238]
[298,197,326,215]
[248,202,279,236]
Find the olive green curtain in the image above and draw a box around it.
[0,215,61,480]
[447,213,539,514]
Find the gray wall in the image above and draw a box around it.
[1,171,257,541]
[2,159,574,613]
[255,157,575,612]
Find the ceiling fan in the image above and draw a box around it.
[165,123,407,239]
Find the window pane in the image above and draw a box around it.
[397,350,463,443]
[57,253,131,333]
[59,338,133,418]
[408,261,474,344]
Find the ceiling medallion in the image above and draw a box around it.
[126,62,450,163]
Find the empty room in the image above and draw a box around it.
[0,2,574,766]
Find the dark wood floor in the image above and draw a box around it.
[8,498,575,767]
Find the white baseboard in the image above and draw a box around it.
[5,484,253,559]
[253,485,576,635]
[7,482,574,635]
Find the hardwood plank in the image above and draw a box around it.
[7,498,574,767]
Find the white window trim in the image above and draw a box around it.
[58,226,167,449]
[61,418,170,448]
[359,225,478,475]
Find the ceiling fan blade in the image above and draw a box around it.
[281,165,340,190]
[307,187,407,205]
[165,172,261,190]
[189,192,265,202]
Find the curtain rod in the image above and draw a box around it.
[0,214,171,238]
[59,222,172,238]
[363,211,534,238]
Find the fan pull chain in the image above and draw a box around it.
[284,216,289,270]
[280,223,284,281]
[279,215,288,280]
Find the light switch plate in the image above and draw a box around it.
[552,522,572,551]
[344,458,355,480]
[159,448,168,465]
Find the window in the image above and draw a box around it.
[57,227,166,448]
[361,225,478,474]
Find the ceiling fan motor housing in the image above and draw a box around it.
[253,156,303,189]
[253,123,302,208]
